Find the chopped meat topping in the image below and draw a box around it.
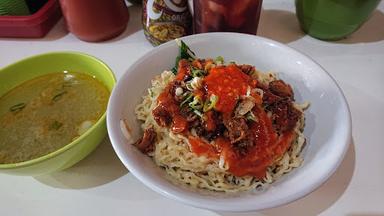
[269,80,293,99]
[267,98,301,133]
[262,90,282,106]
[203,110,219,132]
[223,116,249,144]
[180,106,198,122]
[222,115,255,155]
[195,121,226,142]
[237,64,256,75]
[192,59,205,70]
[176,59,193,82]
[135,126,156,153]
[152,105,171,127]
[233,133,254,156]
[259,80,300,133]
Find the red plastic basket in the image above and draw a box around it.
[0,0,62,38]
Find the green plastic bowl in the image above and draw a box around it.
[0,0,30,16]
[0,52,116,176]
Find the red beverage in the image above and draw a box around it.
[193,0,263,34]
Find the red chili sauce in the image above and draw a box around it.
[157,62,296,179]
[204,65,254,113]
[188,106,295,179]
[219,106,295,179]
[155,60,191,133]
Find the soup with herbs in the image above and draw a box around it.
[0,72,110,164]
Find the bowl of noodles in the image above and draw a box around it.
[107,33,351,211]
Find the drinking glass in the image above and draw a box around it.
[192,0,263,34]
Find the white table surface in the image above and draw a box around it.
[1,1,384,215]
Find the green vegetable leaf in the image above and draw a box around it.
[172,39,196,74]
[171,66,178,74]
[178,39,196,60]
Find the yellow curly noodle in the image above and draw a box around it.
[134,70,308,193]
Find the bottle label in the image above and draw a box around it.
[143,0,191,46]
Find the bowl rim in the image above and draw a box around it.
[0,51,116,169]
[107,32,352,211]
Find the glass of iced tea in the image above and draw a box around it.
[192,0,263,34]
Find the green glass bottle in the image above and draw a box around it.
[295,0,381,40]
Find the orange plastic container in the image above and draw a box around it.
[0,0,62,38]
[59,0,129,42]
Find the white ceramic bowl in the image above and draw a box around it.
[107,33,352,212]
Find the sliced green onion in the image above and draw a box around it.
[9,102,26,113]
[215,56,224,64]
[148,89,154,97]
[180,93,193,107]
[189,96,203,110]
[203,95,218,112]
[52,90,67,102]
[191,69,206,77]
[185,82,194,91]
[193,110,203,117]
[246,111,257,122]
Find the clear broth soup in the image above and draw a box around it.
[0,72,110,164]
